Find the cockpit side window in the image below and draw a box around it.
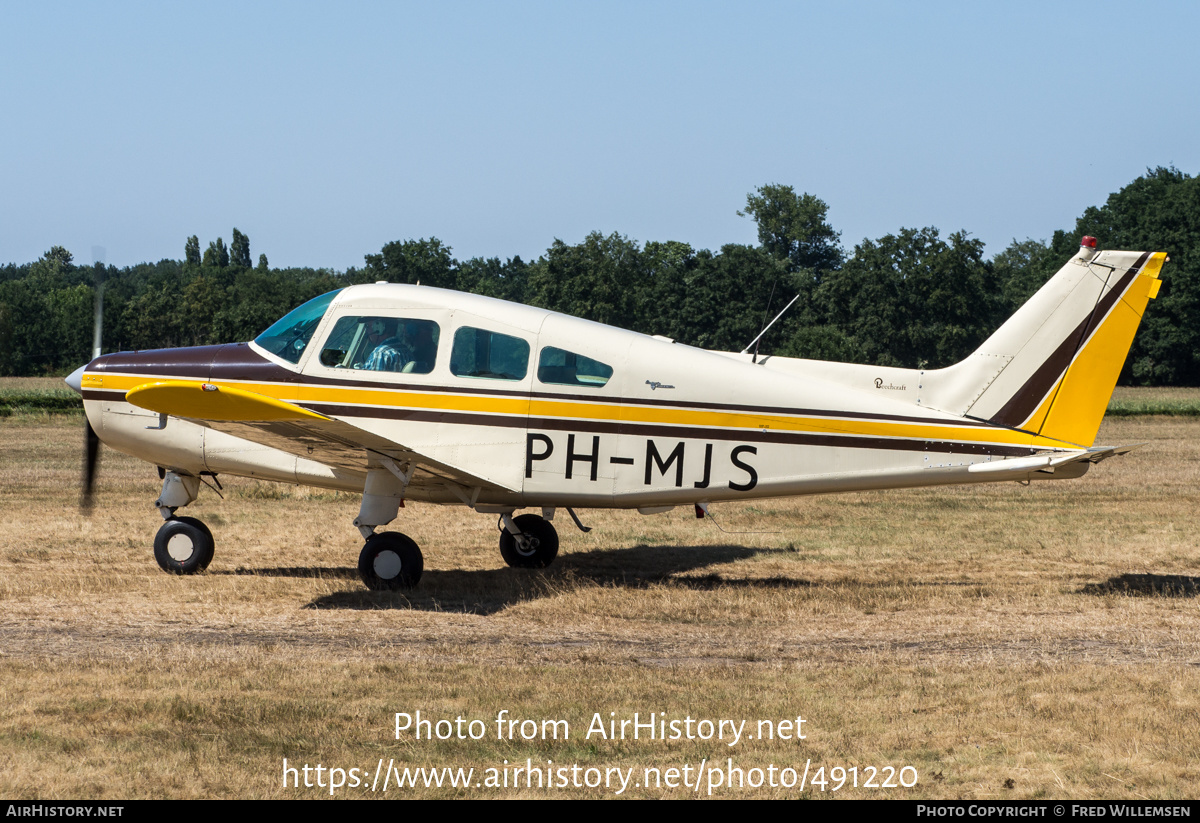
[253,290,342,364]
[537,346,614,388]
[318,315,440,374]
[450,327,529,381]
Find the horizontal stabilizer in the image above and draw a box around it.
[967,443,1141,479]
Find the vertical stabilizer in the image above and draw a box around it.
[920,239,1165,447]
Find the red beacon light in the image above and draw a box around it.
[1081,236,1098,248]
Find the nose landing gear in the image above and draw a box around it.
[153,516,215,575]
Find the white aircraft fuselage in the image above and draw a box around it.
[67,240,1167,588]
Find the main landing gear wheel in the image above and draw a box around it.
[153,516,215,575]
[358,532,423,590]
[499,514,559,569]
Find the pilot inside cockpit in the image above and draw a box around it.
[362,319,416,372]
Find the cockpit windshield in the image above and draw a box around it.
[253,290,342,364]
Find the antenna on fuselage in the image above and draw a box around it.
[741,292,799,361]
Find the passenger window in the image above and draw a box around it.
[319,316,439,374]
[537,346,614,388]
[450,327,530,381]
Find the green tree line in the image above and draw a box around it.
[2,167,1197,383]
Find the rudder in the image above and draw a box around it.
[1032,249,1165,445]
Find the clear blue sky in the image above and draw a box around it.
[2,1,1197,270]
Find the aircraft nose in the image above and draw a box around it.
[65,364,85,396]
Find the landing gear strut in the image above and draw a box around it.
[499,513,559,568]
[153,516,215,574]
[352,465,423,590]
[151,470,214,574]
[358,532,424,590]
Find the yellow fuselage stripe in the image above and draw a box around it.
[89,371,1074,450]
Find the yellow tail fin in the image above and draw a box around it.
[1034,252,1166,446]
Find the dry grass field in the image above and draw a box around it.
[2,403,1199,798]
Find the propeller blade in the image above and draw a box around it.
[81,416,100,513]
[92,247,105,360]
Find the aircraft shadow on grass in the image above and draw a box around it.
[283,543,811,614]
[1079,573,1200,598]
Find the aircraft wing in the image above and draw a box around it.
[124,380,517,493]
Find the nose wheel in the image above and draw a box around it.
[153,516,215,574]
[358,532,424,590]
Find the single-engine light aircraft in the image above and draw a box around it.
[66,238,1166,590]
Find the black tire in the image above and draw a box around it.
[179,516,216,570]
[153,517,215,575]
[499,514,559,569]
[358,532,423,590]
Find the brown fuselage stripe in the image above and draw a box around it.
[82,384,1032,457]
[88,364,988,431]
[89,345,990,430]
[988,253,1148,429]
[300,402,1037,457]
